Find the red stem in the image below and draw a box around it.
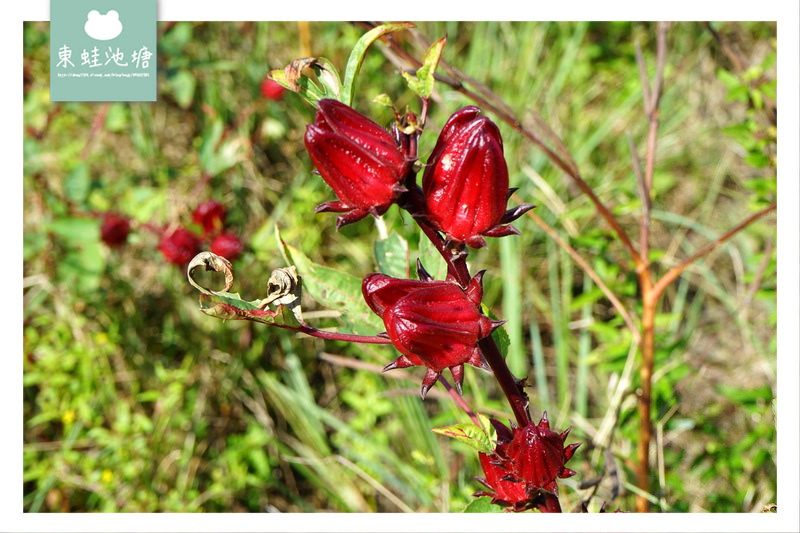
[296,323,393,345]
[396,152,531,428]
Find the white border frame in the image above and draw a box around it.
[5,2,798,532]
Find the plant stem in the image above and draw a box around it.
[631,202,776,512]
[397,154,531,428]
[296,323,394,345]
[477,336,531,427]
[635,278,656,513]
[651,202,777,300]
[632,22,669,512]
[438,375,483,428]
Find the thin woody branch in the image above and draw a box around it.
[523,205,641,344]
[632,21,669,513]
[628,133,650,262]
[651,202,777,300]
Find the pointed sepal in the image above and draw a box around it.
[420,368,440,399]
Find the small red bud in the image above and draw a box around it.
[158,227,201,265]
[260,78,286,100]
[210,233,244,261]
[192,201,226,236]
[100,213,130,248]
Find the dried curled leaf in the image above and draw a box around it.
[268,57,342,106]
[187,251,234,294]
[257,266,303,321]
[186,252,303,329]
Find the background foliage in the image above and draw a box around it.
[23,21,776,512]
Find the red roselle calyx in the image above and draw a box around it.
[100,213,131,248]
[210,233,244,261]
[260,78,286,100]
[476,413,580,512]
[159,227,202,265]
[304,99,409,229]
[422,106,534,248]
[362,262,503,398]
[192,200,226,236]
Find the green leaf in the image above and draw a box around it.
[482,303,510,358]
[64,163,91,204]
[722,123,757,147]
[743,151,770,168]
[431,413,495,454]
[727,85,749,103]
[415,229,448,281]
[104,103,129,132]
[402,36,446,99]
[341,23,415,106]
[716,384,773,406]
[276,227,382,334]
[749,87,764,110]
[374,233,409,278]
[716,68,741,91]
[198,120,247,176]
[569,286,604,311]
[159,22,192,55]
[372,93,394,108]
[168,69,196,109]
[311,57,343,100]
[462,496,504,513]
[59,241,106,293]
[23,231,47,262]
[46,217,99,243]
[121,186,166,223]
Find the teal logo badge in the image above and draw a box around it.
[50,0,157,102]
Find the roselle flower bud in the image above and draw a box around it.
[100,213,130,248]
[475,414,580,512]
[305,99,408,229]
[260,78,286,101]
[506,412,580,493]
[362,264,501,398]
[159,227,201,265]
[422,106,534,248]
[210,233,244,261]
[192,200,226,236]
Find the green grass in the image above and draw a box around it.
[23,21,776,512]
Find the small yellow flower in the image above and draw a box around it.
[61,409,76,425]
[101,469,113,484]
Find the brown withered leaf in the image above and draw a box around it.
[187,252,303,329]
